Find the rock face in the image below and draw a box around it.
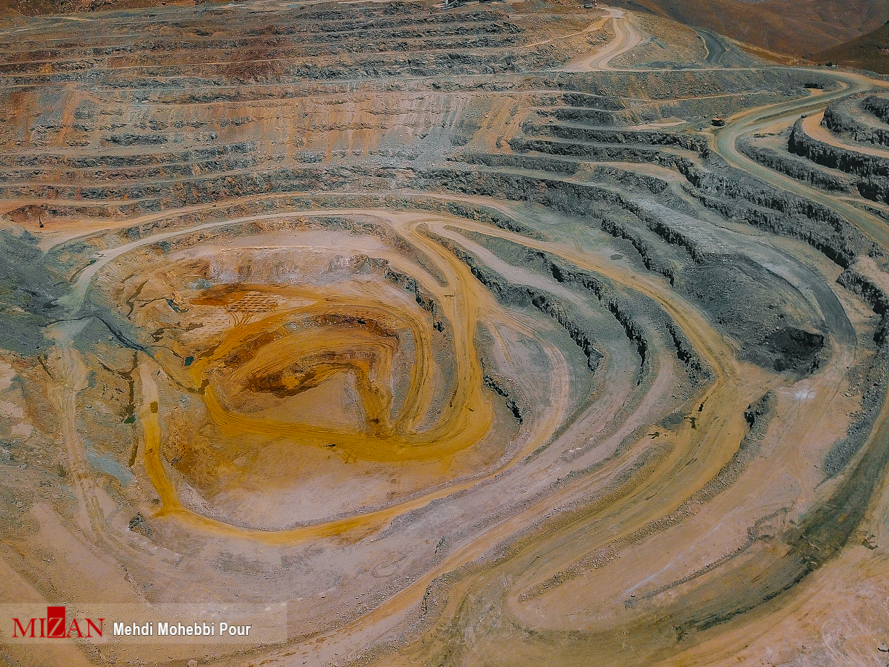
[1,4,889,667]
[824,98,889,147]
[789,118,889,180]
[743,96,889,208]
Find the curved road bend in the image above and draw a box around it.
[713,69,889,250]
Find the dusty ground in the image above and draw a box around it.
[0,2,889,667]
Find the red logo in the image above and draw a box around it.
[12,606,104,639]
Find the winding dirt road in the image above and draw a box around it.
[713,69,889,249]
[561,7,643,72]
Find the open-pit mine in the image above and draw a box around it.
[1,1,889,665]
